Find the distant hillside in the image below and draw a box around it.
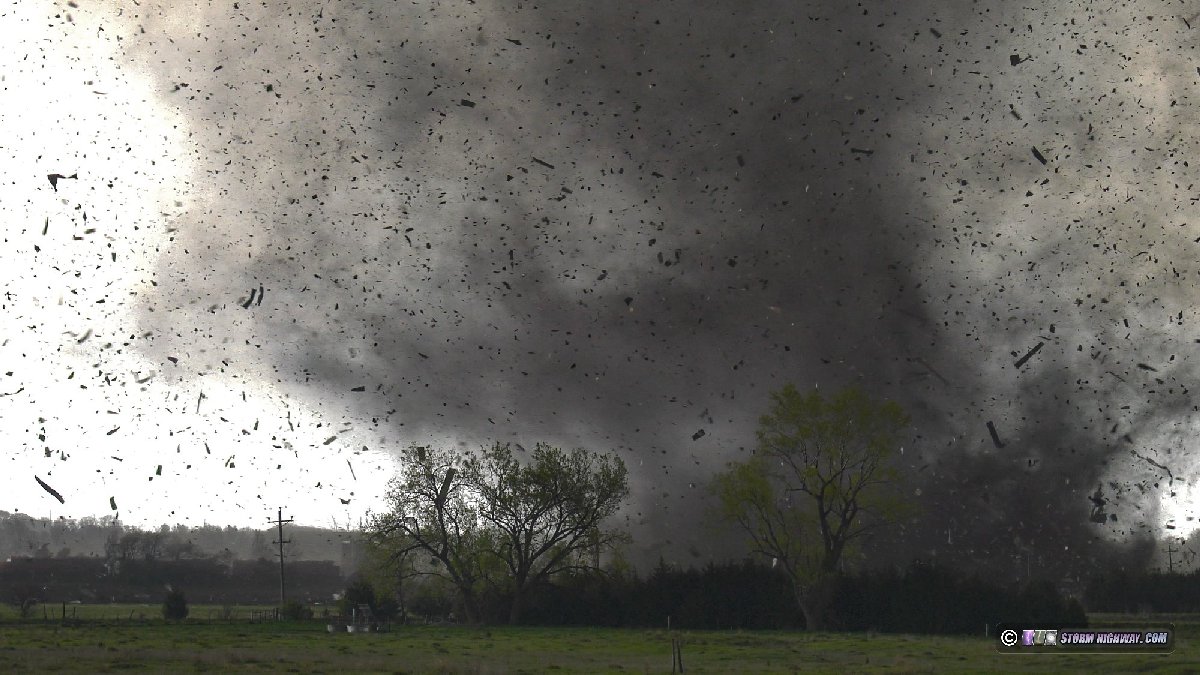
[0,511,364,574]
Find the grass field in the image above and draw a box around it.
[0,608,1195,673]
[0,602,326,622]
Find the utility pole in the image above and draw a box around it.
[270,508,294,606]
[1166,539,1179,574]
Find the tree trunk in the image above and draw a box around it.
[799,598,824,632]
[508,589,523,625]
[459,588,482,625]
[794,576,834,632]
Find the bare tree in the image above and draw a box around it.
[8,583,39,619]
[105,531,140,563]
[140,531,166,561]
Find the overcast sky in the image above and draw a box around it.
[3,0,1199,576]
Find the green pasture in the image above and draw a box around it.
[0,602,332,622]
[0,608,1195,673]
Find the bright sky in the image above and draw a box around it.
[0,1,394,530]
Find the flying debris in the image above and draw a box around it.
[242,287,257,308]
[531,156,555,169]
[46,173,78,191]
[1136,363,1158,372]
[986,421,1005,449]
[109,496,117,511]
[1010,54,1028,66]
[257,285,264,306]
[1030,146,1048,165]
[435,469,456,508]
[1131,450,1174,481]
[1089,486,1108,524]
[339,497,351,504]
[460,99,476,107]
[692,429,706,441]
[34,476,64,504]
[849,147,874,155]
[1013,342,1044,368]
[913,357,949,385]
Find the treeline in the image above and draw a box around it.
[1,556,343,605]
[0,511,358,567]
[825,563,1086,633]
[517,559,799,629]
[1086,570,1200,612]
[359,559,1085,633]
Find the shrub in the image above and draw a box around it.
[409,578,455,620]
[13,597,37,619]
[162,588,189,620]
[280,599,313,620]
[374,594,400,621]
[338,577,377,617]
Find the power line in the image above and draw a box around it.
[1165,538,1183,574]
[270,507,294,607]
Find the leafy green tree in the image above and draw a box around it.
[367,442,630,624]
[367,444,491,623]
[711,384,911,630]
[361,521,443,624]
[466,442,630,623]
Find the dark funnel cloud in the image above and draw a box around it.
[122,0,1198,575]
